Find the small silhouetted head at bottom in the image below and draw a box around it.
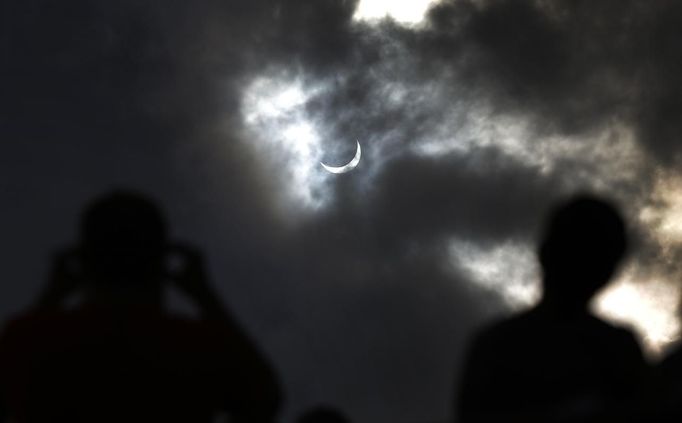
[539,194,627,309]
[297,406,350,423]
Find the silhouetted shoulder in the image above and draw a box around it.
[459,309,644,422]
[511,308,639,346]
[471,309,643,376]
[0,307,279,422]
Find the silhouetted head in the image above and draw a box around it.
[80,190,167,288]
[539,194,627,309]
[297,407,349,423]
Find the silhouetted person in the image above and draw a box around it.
[0,191,281,422]
[457,195,646,423]
[297,406,350,423]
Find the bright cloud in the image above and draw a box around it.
[592,272,681,359]
[640,171,682,249]
[241,74,331,211]
[354,0,441,25]
[448,239,542,310]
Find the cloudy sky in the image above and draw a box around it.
[4,0,682,422]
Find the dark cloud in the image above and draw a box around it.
[423,0,682,162]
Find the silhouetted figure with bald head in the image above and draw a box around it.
[0,191,281,422]
[457,195,646,422]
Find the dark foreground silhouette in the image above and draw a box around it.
[457,195,646,423]
[0,191,281,422]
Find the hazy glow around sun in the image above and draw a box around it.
[353,0,441,24]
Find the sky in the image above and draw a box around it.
[4,1,682,422]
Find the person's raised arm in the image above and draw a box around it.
[168,243,282,422]
[35,247,84,309]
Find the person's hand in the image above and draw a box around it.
[36,247,84,308]
[166,243,225,318]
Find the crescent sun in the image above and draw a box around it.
[320,141,362,174]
